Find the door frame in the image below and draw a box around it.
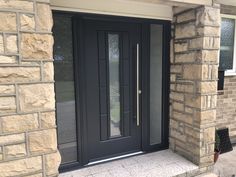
[53,11,171,172]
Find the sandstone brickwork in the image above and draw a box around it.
[170,4,220,173]
[0,0,61,176]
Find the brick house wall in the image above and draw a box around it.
[216,5,236,143]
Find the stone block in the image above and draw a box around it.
[176,10,195,23]
[196,7,220,26]
[20,14,35,31]
[170,74,176,82]
[172,101,184,111]
[211,95,217,108]
[170,92,184,102]
[175,23,196,39]
[196,81,217,94]
[0,133,25,145]
[183,64,208,80]
[172,111,193,125]
[195,110,216,124]
[176,83,194,93]
[0,96,16,114]
[211,65,218,80]
[6,35,18,53]
[0,34,3,53]
[197,26,220,37]
[45,151,61,176]
[5,143,27,159]
[185,95,202,109]
[18,84,55,112]
[41,112,56,128]
[0,55,17,64]
[189,37,220,50]
[26,173,43,177]
[185,126,200,139]
[203,127,215,143]
[1,113,39,133]
[0,85,15,94]
[199,155,214,167]
[0,12,16,31]
[21,33,53,60]
[170,119,179,129]
[185,107,194,114]
[0,0,34,11]
[0,156,42,176]
[197,50,219,63]
[175,52,196,63]
[43,62,54,81]
[0,67,40,83]
[171,65,182,73]
[29,129,57,154]
[36,3,53,31]
[175,42,188,53]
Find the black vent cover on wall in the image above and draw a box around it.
[216,128,233,154]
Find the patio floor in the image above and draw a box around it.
[214,146,236,177]
[59,149,199,177]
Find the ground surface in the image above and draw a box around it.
[214,146,236,177]
[59,149,198,177]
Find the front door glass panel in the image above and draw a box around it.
[53,15,77,165]
[150,24,163,145]
[108,34,121,137]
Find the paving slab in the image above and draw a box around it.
[59,149,198,177]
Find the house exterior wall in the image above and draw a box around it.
[216,5,236,143]
[0,0,60,176]
[170,3,220,172]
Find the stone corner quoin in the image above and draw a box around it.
[170,4,220,173]
[0,0,61,177]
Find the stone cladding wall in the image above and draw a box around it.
[0,0,61,176]
[170,4,220,173]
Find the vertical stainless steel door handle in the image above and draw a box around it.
[136,43,141,126]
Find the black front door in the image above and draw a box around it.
[82,19,142,162]
[53,12,170,171]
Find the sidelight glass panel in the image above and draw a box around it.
[220,18,235,70]
[150,24,163,145]
[53,15,77,165]
[108,34,121,137]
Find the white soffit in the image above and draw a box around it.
[50,0,173,21]
[216,0,236,6]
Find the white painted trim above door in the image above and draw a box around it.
[50,0,173,20]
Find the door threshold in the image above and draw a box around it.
[86,151,144,166]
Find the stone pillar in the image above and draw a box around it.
[0,0,61,177]
[169,4,220,172]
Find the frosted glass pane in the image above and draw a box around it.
[108,34,121,137]
[220,18,235,70]
[150,24,163,145]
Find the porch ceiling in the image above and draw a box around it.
[124,0,212,6]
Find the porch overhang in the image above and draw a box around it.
[216,0,236,6]
[50,0,173,20]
